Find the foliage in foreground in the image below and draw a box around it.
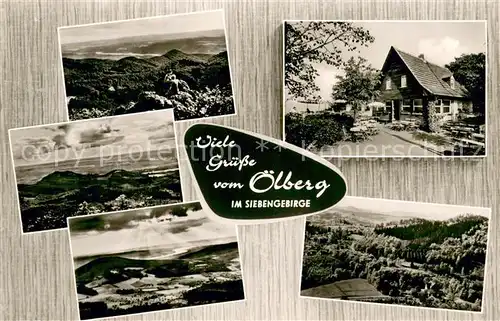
[284,112,355,149]
[284,21,374,101]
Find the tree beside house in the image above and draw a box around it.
[331,57,382,120]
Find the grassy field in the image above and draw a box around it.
[301,278,385,299]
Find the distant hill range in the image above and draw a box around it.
[74,241,240,284]
[73,238,238,267]
[307,206,487,228]
[307,208,417,227]
[61,29,227,59]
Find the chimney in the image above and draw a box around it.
[418,54,425,61]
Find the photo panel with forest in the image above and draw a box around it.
[67,202,245,320]
[299,196,491,312]
[283,20,486,157]
[59,9,236,122]
[8,109,182,233]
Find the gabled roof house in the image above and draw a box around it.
[378,46,472,121]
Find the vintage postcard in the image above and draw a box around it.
[58,9,236,122]
[299,196,491,312]
[283,20,486,157]
[8,109,182,234]
[67,202,245,320]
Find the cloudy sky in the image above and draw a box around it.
[307,21,486,101]
[335,196,490,221]
[59,10,225,45]
[68,203,237,258]
[9,109,175,167]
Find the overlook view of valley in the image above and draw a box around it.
[301,197,490,312]
[68,203,245,319]
[59,10,236,122]
[9,110,182,233]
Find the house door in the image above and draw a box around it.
[393,100,401,121]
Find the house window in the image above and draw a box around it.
[385,101,392,112]
[413,99,423,113]
[402,99,412,113]
[442,99,451,113]
[401,75,407,88]
[385,78,392,90]
[434,99,442,113]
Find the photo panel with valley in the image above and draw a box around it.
[283,20,486,157]
[8,109,182,234]
[67,202,245,320]
[59,9,236,122]
[299,196,491,312]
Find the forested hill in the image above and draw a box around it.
[63,49,231,97]
[374,214,488,247]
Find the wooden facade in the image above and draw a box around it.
[379,50,427,102]
[377,47,471,122]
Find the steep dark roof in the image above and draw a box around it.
[384,46,469,98]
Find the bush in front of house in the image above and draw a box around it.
[284,113,347,149]
[306,112,356,129]
[422,100,440,132]
[309,117,344,148]
[284,114,317,148]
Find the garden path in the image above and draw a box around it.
[316,125,442,157]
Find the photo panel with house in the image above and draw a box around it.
[300,196,491,312]
[8,109,182,234]
[67,202,245,320]
[59,10,236,122]
[283,20,486,157]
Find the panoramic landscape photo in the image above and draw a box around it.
[284,21,486,156]
[59,9,235,122]
[68,202,245,320]
[300,197,490,312]
[9,109,182,233]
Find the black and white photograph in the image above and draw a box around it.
[59,9,236,122]
[284,20,486,157]
[8,110,182,234]
[68,202,245,320]
[300,196,490,312]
